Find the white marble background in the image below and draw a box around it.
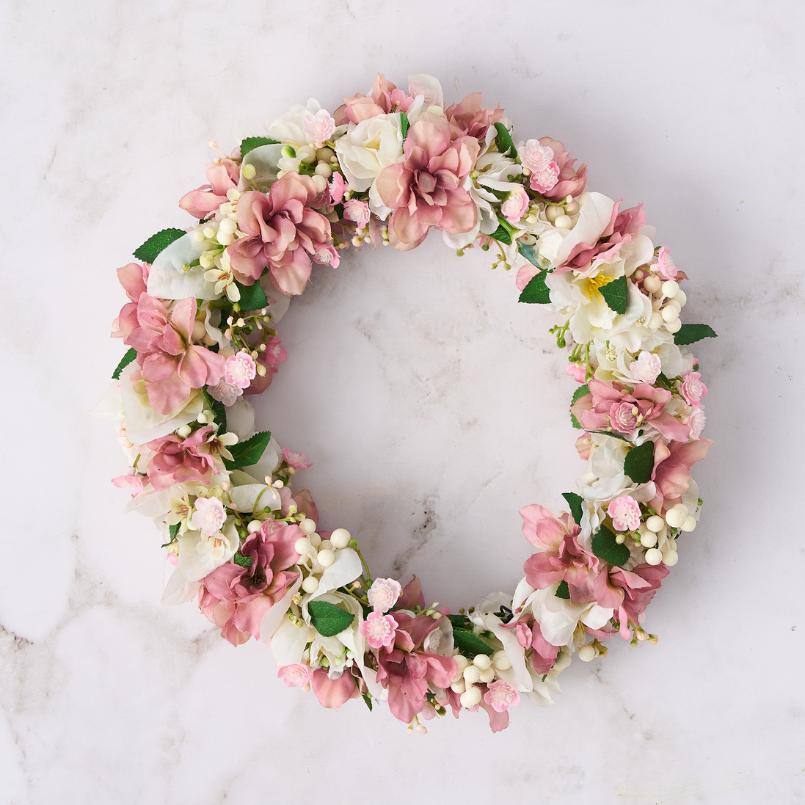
[1,1,803,802]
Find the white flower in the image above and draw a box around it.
[367,577,401,613]
[176,520,239,581]
[268,98,335,146]
[189,496,226,536]
[146,232,219,301]
[334,113,403,194]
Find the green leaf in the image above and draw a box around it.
[562,492,584,525]
[623,440,655,484]
[235,280,267,311]
[489,221,513,245]
[599,275,629,314]
[240,136,279,156]
[308,600,355,637]
[133,228,185,263]
[518,270,551,304]
[570,383,590,429]
[223,431,271,470]
[112,347,137,380]
[591,525,630,567]
[205,392,227,433]
[400,111,410,140]
[517,242,541,268]
[452,628,494,657]
[362,691,373,711]
[447,613,471,629]
[555,580,570,599]
[233,552,254,568]
[674,323,718,346]
[494,121,516,157]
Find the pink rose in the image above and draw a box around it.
[520,139,560,194]
[224,351,257,390]
[535,137,587,201]
[361,611,399,649]
[277,663,312,689]
[375,113,480,250]
[343,198,371,228]
[607,495,641,532]
[680,371,708,407]
[501,186,529,224]
[227,173,333,296]
[367,577,402,613]
[483,679,520,713]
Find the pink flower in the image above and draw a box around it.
[650,438,713,514]
[112,262,149,340]
[680,371,708,407]
[343,198,371,228]
[111,473,146,496]
[190,496,226,536]
[126,296,225,415]
[655,246,682,280]
[227,173,333,295]
[483,679,520,713]
[610,564,669,637]
[207,379,242,407]
[282,448,311,470]
[501,186,529,224]
[303,109,336,146]
[520,139,560,194]
[334,74,409,125]
[179,158,240,219]
[514,620,559,675]
[361,611,399,649]
[572,379,690,442]
[607,495,641,532]
[224,351,257,390]
[146,425,220,489]
[310,668,357,708]
[629,351,662,384]
[535,137,587,200]
[520,505,622,608]
[367,577,402,613]
[375,611,457,723]
[375,113,480,250]
[199,521,302,645]
[277,663,312,689]
[329,171,346,204]
[558,203,644,273]
[565,362,587,383]
[575,432,592,460]
[264,336,287,371]
[687,407,706,440]
[445,92,504,139]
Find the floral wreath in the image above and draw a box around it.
[109,74,716,733]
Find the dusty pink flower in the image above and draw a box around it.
[311,668,358,708]
[224,351,257,389]
[303,108,336,146]
[610,564,669,638]
[650,438,712,514]
[282,448,310,470]
[375,113,480,250]
[112,262,149,340]
[227,173,333,295]
[655,246,682,280]
[629,351,662,384]
[329,171,346,204]
[483,679,520,713]
[501,186,529,224]
[558,203,645,273]
[361,611,399,649]
[199,521,302,645]
[367,577,402,613]
[125,295,225,415]
[521,504,623,609]
[334,74,411,125]
[343,198,371,228]
[375,610,457,724]
[207,379,242,407]
[514,620,560,675]
[535,137,587,200]
[277,663,312,689]
[607,495,641,532]
[680,371,708,407]
[445,92,504,139]
[146,425,220,489]
[572,379,690,442]
[179,158,240,219]
[264,336,287,371]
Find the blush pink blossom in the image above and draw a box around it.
[445,92,504,139]
[655,246,682,280]
[224,351,257,389]
[367,577,402,613]
[329,172,346,204]
[575,432,593,460]
[607,495,641,532]
[207,379,242,407]
[650,438,713,514]
[303,108,336,146]
[535,137,588,200]
[501,186,529,224]
[361,611,399,649]
[112,262,149,340]
[125,295,225,415]
[179,158,240,219]
[282,448,311,470]
[565,362,587,383]
[483,679,520,713]
[190,496,227,536]
[146,425,220,489]
[111,474,146,496]
[513,620,559,675]
[343,198,371,228]
[227,173,333,295]
[687,407,706,440]
[680,371,708,407]
[199,521,302,645]
[520,139,560,194]
[609,564,669,638]
[572,379,690,442]
[334,74,411,125]
[264,336,287,370]
[310,668,358,708]
[375,113,480,250]
[629,351,662,384]
[277,663,313,689]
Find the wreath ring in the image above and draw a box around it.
[109,74,715,732]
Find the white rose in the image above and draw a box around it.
[334,114,403,193]
[176,520,239,581]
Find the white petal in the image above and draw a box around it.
[260,575,301,641]
[408,74,444,107]
[554,192,615,266]
[311,548,362,599]
[161,568,200,605]
[228,483,281,513]
[146,233,220,301]
[270,616,312,666]
[225,398,256,439]
[240,143,284,191]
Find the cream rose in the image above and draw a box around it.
[334,113,403,192]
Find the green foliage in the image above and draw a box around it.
[591,526,630,567]
[623,440,655,484]
[452,628,495,657]
[674,323,718,346]
[308,600,355,637]
[133,228,185,263]
[223,431,272,470]
[240,136,279,156]
[599,275,629,314]
[562,492,584,525]
[112,348,137,380]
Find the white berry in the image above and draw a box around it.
[330,528,351,549]
[316,549,335,568]
[645,548,664,566]
[301,576,319,594]
[460,685,482,708]
[578,644,596,662]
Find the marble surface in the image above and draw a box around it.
[1,1,804,802]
